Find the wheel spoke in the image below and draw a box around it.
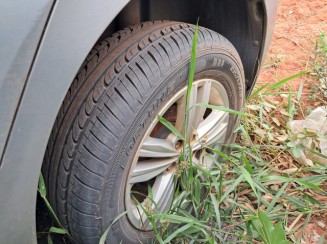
[205,123,227,146]
[175,94,186,133]
[132,171,175,229]
[198,80,212,105]
[186,81,212,141]
[184,83,198,140]
[126,78,233,231]
[139,137,179,158]
[130,157,178,184]
[192,80,212,129]
[152,171,175,212]
[193,111,229,150]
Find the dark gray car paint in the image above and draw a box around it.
[0,0,277,243]
[0,0,129,242]
[0,0,53,160]
[246,0,279,96]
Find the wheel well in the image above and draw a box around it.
[100,0,265,92]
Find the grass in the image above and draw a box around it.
[137,28,327,243]
[38,173,70,243]
[40,27,327,243]
[309,32,327,105]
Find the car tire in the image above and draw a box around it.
[42,21,245,243]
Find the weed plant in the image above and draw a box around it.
[140,27,327,244]
[40,27,327,244]
[310,33,327,105]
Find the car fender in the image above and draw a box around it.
[0,0,129,242]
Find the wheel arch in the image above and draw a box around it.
[107,0,266,92]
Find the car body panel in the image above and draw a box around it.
[0,0,278,242]
[0,0,53,160]
[0,0,129,242]
[247,0,279,95]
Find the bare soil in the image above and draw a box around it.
[259,0,327,89]
[259,1,327,243]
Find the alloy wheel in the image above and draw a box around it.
[125,78,230,230]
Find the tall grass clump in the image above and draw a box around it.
[138,28,327,244]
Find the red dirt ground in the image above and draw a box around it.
[258,1,327,243]
[259,0,327,89]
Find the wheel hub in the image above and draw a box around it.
[124,78,229,230]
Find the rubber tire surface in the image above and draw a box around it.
[43,21,245,243]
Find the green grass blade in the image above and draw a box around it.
[294,179,324,192]
[239,166,258,198]
[266,182,289,213]
[49,227,68,235]
[156,213,210,230]
[219,175,244,203]
[38,173,71,238]
[182,22,199,143]
[255,208,288,244]
[300,175,327,185]
[249,83,270,99]
[186,22,198,103]
[209,193,222,231]
[210,148,232,162]
[271,222,290,244]
[226,198,256,214]
[308,149,327,159]
[320,32,327,52]
[279,193,306,208]
[242,154,253,175]
[163,223,194,243]
[258,209,274,244]
[99,211,128,244]
[47,234,53,244]
[43,197,61,229]
[156,213,195,224]
[157,115,185,140]
[252,218,266,241]
[195,103,253,117]
[260,175,290,184]
[288,92,295,121]
[38,173,47,198]
[263,72,306,94]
